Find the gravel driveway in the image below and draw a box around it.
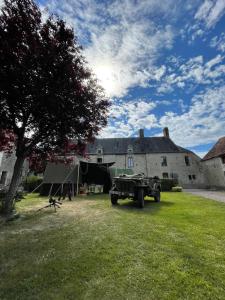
[184,189,225,203]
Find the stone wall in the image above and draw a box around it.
[202,157,225,189]
[0,152,28,188]
[88,152,206,188]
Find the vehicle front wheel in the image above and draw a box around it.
[111,194,118,205]
[138,188,144,208]
[154,190,161,202]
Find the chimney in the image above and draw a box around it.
[139,129,144,138]
[163,127,170,138]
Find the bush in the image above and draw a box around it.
[160,179,178,191]
[24,175,43,192]
[172,186,183,192]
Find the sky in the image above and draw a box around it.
[31,1,225,156]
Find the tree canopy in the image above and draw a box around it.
[0,0,109,215]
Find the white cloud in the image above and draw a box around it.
[84,22,174,97]
[195,0,225,28]
[99,99,158,137]
[159,85,225,147]
[43,0,182,97]
[157,54,225,93]
[100,85,225,149]
[210,33,225,52]
[183,0,225,43]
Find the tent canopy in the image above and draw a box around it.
[43,161,115,184]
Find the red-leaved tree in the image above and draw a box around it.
[0,0,109,216]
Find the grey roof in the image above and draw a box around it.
[87,137,191,155]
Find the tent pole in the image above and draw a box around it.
[48,183,53,197]
[76,161,80,196]
[72,181,74,199]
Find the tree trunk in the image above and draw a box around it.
[1,155,25,216]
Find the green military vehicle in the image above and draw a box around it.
[110,174,161,208]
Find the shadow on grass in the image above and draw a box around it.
[114,198,174,214]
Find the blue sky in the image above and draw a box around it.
[38,1,225,157]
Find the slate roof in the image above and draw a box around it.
[87,137,192,155]
[202,137,225,161]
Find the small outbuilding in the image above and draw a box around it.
[202,137,225,189]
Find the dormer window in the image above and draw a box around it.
[127,145,133,153]
[96,146,103,155]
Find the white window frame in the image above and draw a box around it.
[128,157,134,168]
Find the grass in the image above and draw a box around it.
[1,192,225,300]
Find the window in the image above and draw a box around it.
[185,156,190,166]
[127,145,133,153]
[128,157,134,168]
[97,148,103,154]
[97,157,102,163]
[161,156,167,167]
[221,156,225,164]
[162,172,168,179]
[188,174,196,180]
[170,173,178,179]
[0,171,7,185]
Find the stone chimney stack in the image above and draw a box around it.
[163,127,170,138]
[139,129,144,138]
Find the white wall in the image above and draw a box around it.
[0,152,29,187]
[0,152,3,166]
[88,152,206,188]
[202,157,225,189]
[0,152,17,187]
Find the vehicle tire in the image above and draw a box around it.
[138,188,144,208]
[154,190,161,202]
[111,194,118,205]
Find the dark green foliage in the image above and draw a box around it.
[160,178,178,191]
[0,0,109,215]
[23,175,42,192]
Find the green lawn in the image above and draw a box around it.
[1,192,225,300]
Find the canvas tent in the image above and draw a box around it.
[41,160,115,195]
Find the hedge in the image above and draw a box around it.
[23,175,43,192]
[160,179,178,191]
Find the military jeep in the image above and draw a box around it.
[109,174,161,208]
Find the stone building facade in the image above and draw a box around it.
[202,137,225,189]
[86,128,206,188]
[0,151,17,188]
[0,151,28,189]
[3,129,225,190]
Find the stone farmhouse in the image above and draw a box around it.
[86,128,205,189]
[1,128,225,190]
